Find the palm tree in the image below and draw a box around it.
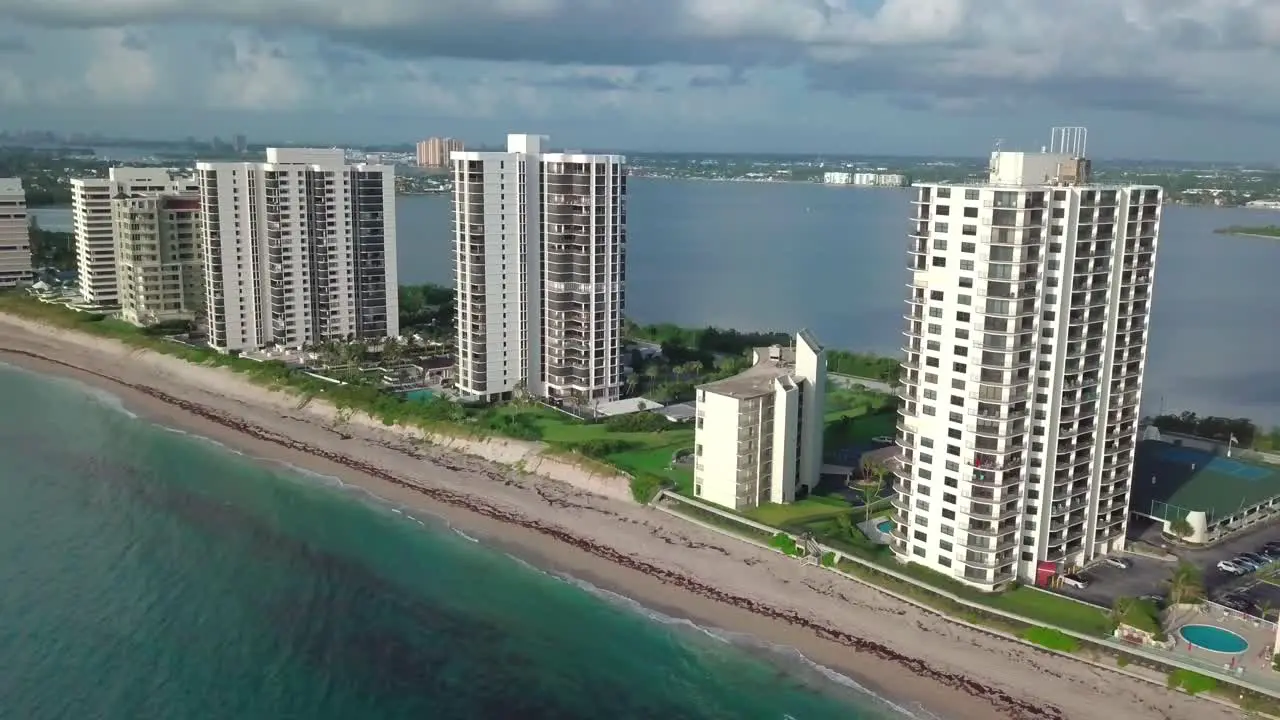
[381,337,403,365]
[1166,562,1205,606]
[1110,596,1136,629]
[859,459,889,521]
[624,373,640,397]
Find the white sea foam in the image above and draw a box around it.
[551,571,932,719]
[451,528,480,543]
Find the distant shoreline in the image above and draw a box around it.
[1213,226,1280,239]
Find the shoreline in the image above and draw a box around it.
[0,347,998,719]
[0,315,1244,720]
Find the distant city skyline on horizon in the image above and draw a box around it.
[3,126,1276,169]
[1,0,1278,165]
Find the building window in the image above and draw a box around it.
[934,222,949,233]
[961,242,975,253]
[931,256,947,267]
[962,225,977,236]
[963,206,978,218]
[964,189,979,201]
[932,239,947,251]
[960,259,974,271]
[935,205,950,216]
[930,290,944,300]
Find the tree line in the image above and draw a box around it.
[1149,411,1280,451]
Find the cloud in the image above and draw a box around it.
[0,0,1279,150]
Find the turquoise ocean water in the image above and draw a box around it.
[0,363,911,720]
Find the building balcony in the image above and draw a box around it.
[954,532,1018,553]
[967,467,1022,489]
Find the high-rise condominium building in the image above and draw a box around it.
[71,168,197,307]
[692,332,826,511]
[0,178,32,288]
[893,128,1161,590]
[451,134,626,404]
[417,137,464,168]
[112,192,203,326]
[196,148,399,352]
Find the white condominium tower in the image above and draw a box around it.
[196,148,399,352]
[893,128,1161,590]
[451,134,626,403]
[71,168,197,307]
[0,178,32,288]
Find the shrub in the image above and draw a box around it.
[1167,669,1217,695]
[820,551,836,568]
[1116,655,1130,668]
[629,473,668,504]
[604,412,672,432]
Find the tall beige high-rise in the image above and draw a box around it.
[417,137,464,168]
[112,192,203,326]
[0,178,32,288]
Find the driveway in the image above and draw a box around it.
[1056,553,1176,608]
[829,373,894,394]
[1054,518,1280,611]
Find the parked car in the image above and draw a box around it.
[1218,560,1248,575]
[1102,557,1132,570]
[1062,573,1089,589]
[1139,594,1165,609]
[1221,594,1253,612]
[1261,541,1280,553]
[1231,556,1261,571]
[1242,552,1272,567]
[1255,549,1278,563]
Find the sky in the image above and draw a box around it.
[1,0,1279,161]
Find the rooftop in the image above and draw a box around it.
[1132,440,1280,524]
[700,345,797,400]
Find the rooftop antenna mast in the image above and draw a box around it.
[990,137,1004,175]
[1050,126,1088,158]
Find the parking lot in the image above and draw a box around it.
[1055,517,1280,616]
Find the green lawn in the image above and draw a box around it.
[824,410,897,450]
[745,495,853,526]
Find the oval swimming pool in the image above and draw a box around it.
[1179,624,1250,654]
[876,519,894,534]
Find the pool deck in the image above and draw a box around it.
[857,517,892,545]
[1159,604,1277,682]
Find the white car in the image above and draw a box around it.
[1218,560,1247,575]
[1062,574,1089,589]
[1102,557,1132,570]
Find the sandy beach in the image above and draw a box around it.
[0,314,1243,720]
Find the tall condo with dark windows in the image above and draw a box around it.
[451,134,626,404]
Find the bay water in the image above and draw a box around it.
[0,362,908,719]
[31,178,1280,423]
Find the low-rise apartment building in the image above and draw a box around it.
[0,178,32,288]
[112,192,203,326]
[692,331,826,511]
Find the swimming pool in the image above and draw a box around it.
[1178,624,1250,654]
[876,519,894,534]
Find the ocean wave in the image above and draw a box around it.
[451,528,480,543]
[551,572,933,719]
